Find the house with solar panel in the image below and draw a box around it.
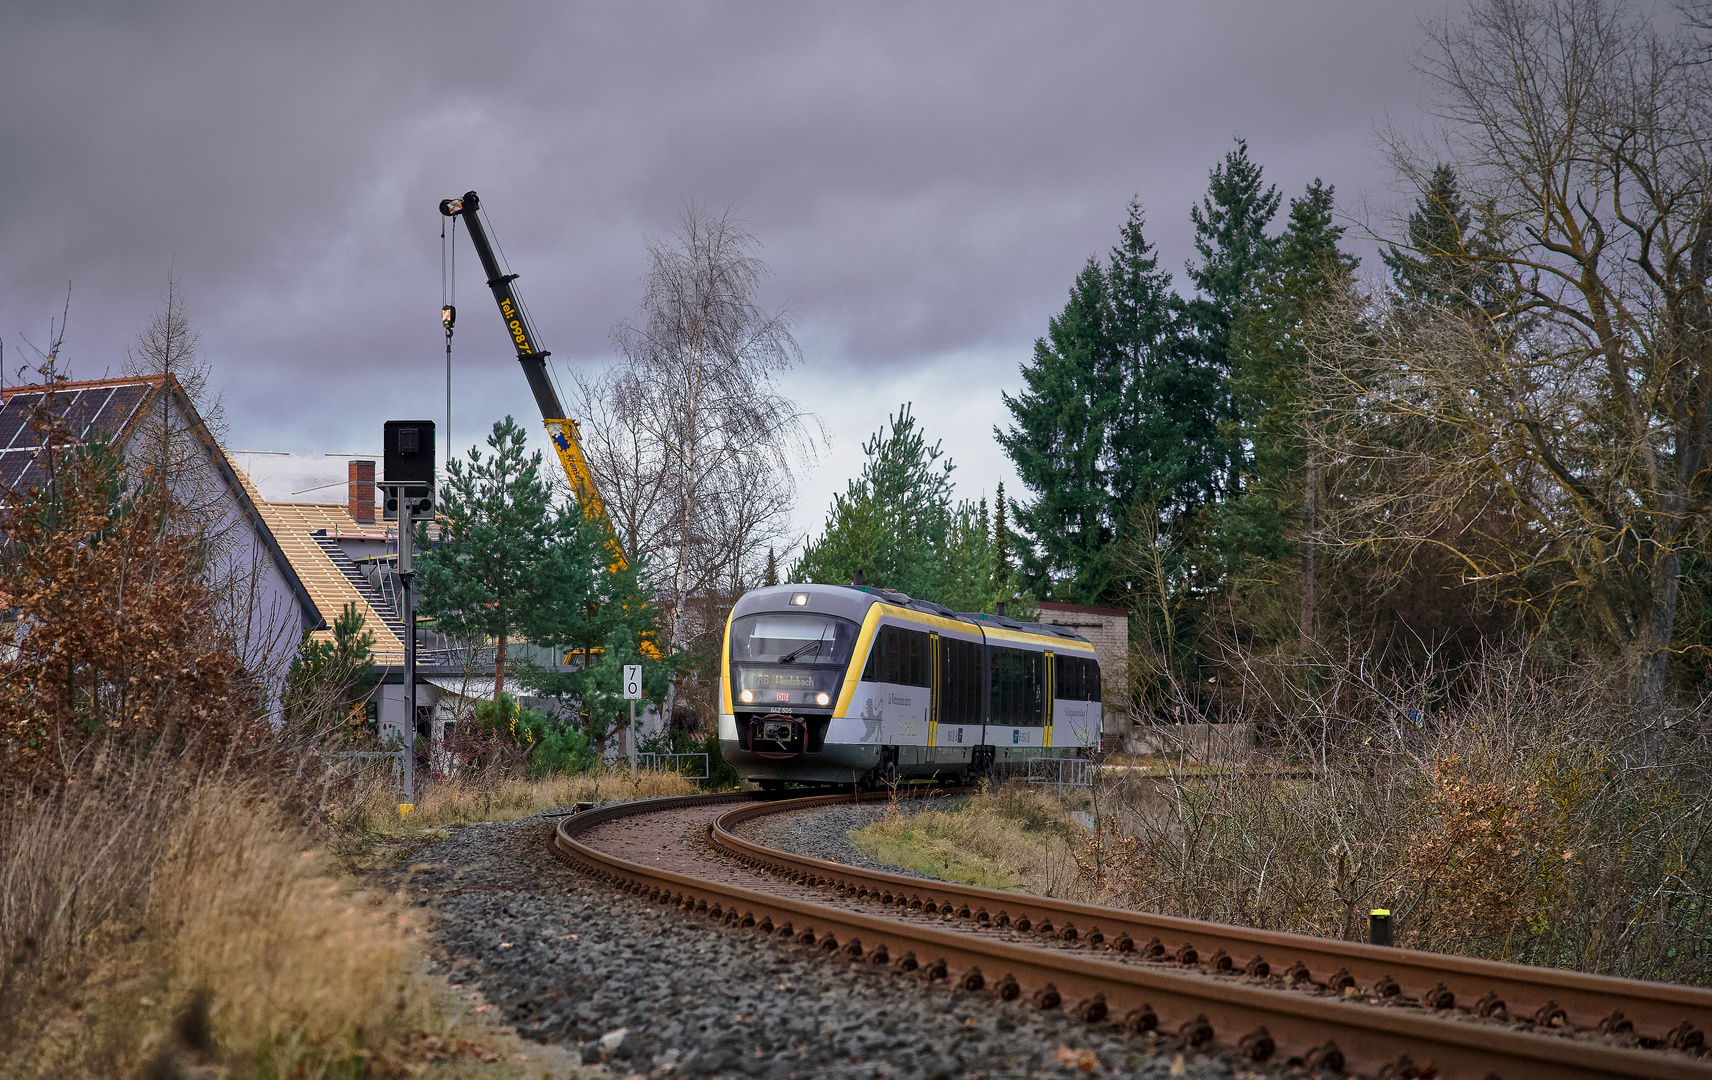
[1,373,587,767]
[0,374,325,704]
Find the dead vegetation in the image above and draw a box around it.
[862,652,1712,987]
[0,760,587,1080]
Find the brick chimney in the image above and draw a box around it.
[348,460,375,525]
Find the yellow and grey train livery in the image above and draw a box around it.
[718,583,1101,788]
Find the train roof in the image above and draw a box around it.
[731,583,1092,644]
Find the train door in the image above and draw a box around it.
[928,631,941,749]
[1044,651,1054,749]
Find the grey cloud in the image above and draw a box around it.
[3,0,1425,468]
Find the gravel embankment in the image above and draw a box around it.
[393,811,1252,1079]
[733,799,937,877]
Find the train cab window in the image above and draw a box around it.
[939,636,982,725]
[861,624,931,687]
[729,613,859,665]
[989,646,1045,725]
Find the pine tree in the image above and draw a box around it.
[797,404,992,610]
[418,417,604,702]
[992,481,1010,595]
[764,547,778,587]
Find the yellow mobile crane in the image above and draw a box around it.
[438,190,626,570]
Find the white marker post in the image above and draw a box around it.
[623,664,643,773]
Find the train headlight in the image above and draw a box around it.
[815,692,830,706]
[740,689,754,704]
[791,592,809,606]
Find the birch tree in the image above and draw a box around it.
[586,205,818,657]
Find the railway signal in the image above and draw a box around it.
[381,420,435,801]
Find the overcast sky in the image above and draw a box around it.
[2,1,1441,545]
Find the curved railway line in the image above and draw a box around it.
[550,790,1712,1080]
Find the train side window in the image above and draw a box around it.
[902,629,929,687]
[988,647,1044,725]
[941,636,979,724]
[862,625,932,687]
[1057,656,1091,701]
[963,639,981,721]
[861,626,896,682]
[1089,659,1101,702]
[1028,650,1044,722]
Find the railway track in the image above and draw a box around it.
[552,791,1712,1080]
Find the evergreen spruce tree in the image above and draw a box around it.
[1185,138,1281,497]
[1000,199,1219,605]
[1107,200,1223,551]
[993,481,1010,596]
[1382,164,1504,316]
[1219,180,1358,640]
[997,261,1116,600]
[764,547,778,587]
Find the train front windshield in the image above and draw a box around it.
[729,613,860,707]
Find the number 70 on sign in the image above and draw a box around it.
[622,665,643,700]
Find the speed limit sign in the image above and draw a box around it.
[622,665,643,700]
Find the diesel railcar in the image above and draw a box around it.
[718,583,1102,788]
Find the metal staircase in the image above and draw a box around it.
[311,531,409,642]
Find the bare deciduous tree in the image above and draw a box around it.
[122,278,299,697]
[1317,0,1712,702]
[578,206,821,664]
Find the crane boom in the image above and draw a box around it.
[438,190,626,570]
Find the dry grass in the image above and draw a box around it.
[0,764,585,1080]
[323,766,699,872]
[1084,653,1712,985]
[336,767,696,832]
[853,785,1092,898]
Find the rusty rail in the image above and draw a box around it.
[711,794,1712,1043]
[553,791,1712,1079]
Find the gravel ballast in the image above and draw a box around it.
[395,811,1253,1080]
[733,798,938,878]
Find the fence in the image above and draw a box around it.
[636,752,709,779]
[1023,755,1094,798]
